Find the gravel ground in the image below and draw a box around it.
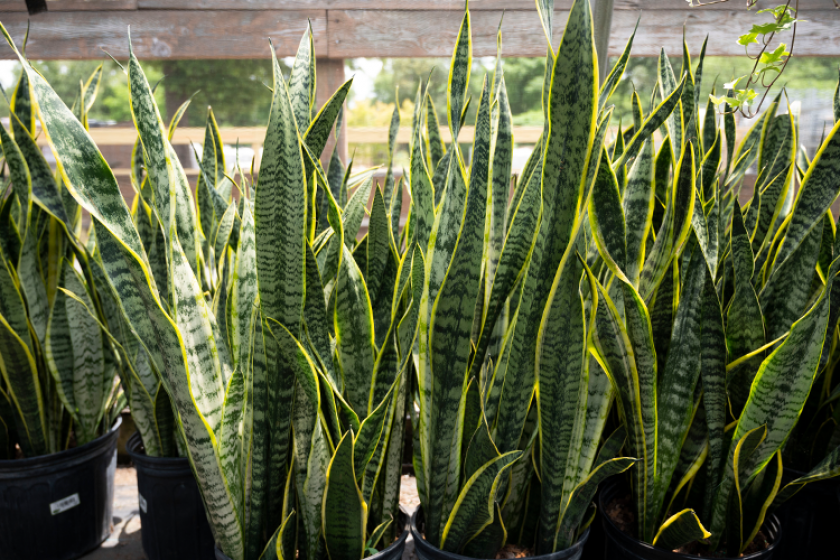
[81,467,421,559]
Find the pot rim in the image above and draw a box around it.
[598,480,782,560]
[125,431,191,471]
[0,417,121,475]
[409,506,591,559]
[368,508,410,559]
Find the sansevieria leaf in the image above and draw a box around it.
[426,79,491,545]
[256,47,307,334]
[322,432,366,560]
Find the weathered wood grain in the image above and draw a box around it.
[0,4,835,59]
[328,9,840,57]
[0,0,137,11]
[0,10,328,58]
[134,1,830,10]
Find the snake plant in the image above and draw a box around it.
[0,63,124,460]
[781,69,840,477]
[0,20,412,560]
[588,32,840,556]
[408,0,684,555]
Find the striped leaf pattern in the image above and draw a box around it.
[256,49,307,334]
[7,5,840,560]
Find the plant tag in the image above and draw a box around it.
[50,493,80,515]
[139,494,147,513]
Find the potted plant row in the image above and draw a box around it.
[2,0,840,559]
[0,61,124,560]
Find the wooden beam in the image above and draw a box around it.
[328,9,840,57]
[0,5,836,59]
[0,10,328,59]
[0,0,137,11]
[128,1,829,10]
[0,0,830,10]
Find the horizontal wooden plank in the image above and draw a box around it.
[0,0,137,11]
[0,10,327,59]
[328,8,840,57]
[133,1,827,10]
[40,126,544,147]
[0,6,835,59]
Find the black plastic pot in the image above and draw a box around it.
[0,418,121,560]
[126,432,215,560]
[213,510,409,560]
[409,507,590,560]
[772,468,840,560]
[599,480,781,559]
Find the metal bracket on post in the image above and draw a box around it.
[24,0,48,15]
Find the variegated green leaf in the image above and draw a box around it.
[220,366,246,522]
[367,187,394,304]
[773,119,840,267]
[492,0,596,460]
[0,122,32,233]
[426,93,446,171]
[305,78,352,160]
[588,146,628,281]
[769,444,840,512]
[468,153,540,382]
[613,75,686,171]
[711,258,840,548]
[639,144,696,301]
[759,216,821,341]
[700,281,728,524]
[0,255,46,457]
[47,260,108,445]
[258,511,297,560]
[447,6,472,140]
[651,509,710,551]
[535,0,554,51]
[488,77,512,292]
[128,41,200,273]
[8,113,69,225]
[354,377,396,481]
[322,432,366,560]
[554,457,636,550]
[11,68,34,139]
[335,245,375,416]
[3,28,244,555]
[726,202,766,413]
[267,319,326,560]
[229,205,257,372]
[535,251,587,554]
[653,246,710,529]
[288,24,315,134]
[623,138,655,286]
[439,450,522,553]
[426,101,488,543]
[599,18,638,111]
[256,48,307,334]
[410,128,436,252]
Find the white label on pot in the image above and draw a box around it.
[139,494,147,513]
[50,493,80,515]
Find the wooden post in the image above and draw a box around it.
[315,57,348,168]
